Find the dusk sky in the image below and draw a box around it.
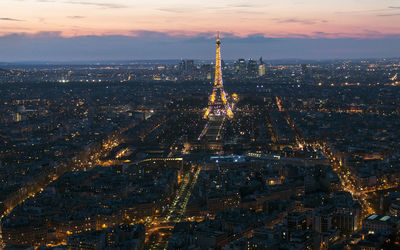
[1,0,400,61]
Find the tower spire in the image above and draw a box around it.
[216,31,221,45]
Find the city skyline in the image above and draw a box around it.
[1,0,400,61]
[1,13,400,248]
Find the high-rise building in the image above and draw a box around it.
[179,60,186,73]
[186,60,195,73]
[179,59,195,74]
[259,57,266,76]
[247,59,258,78]
[200,64,213,80]
[235,59,247,76]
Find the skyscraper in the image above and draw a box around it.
[186,60,195,73]
[179,59,186,73]
[235,59,247,77]
[247,59,258,78]
[259,57,266,76]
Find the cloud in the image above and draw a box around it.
[130,30,172,38]
[3,28,399,40]
[271,18,327,25]
[228,3,258,8]
[376,6,400,16]
[335,8,391,15]
[0,17,23,22]
[157,7,196,13]
[63,1,127,9]
[27,0,127,8]
[377,13,400,17]
[1,31,400,62]
[67,16,86,19]
[24,31,63,38]
[129,30,234,39]
[310,30,390,39]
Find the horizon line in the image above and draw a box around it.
[2,31,400,40]
[1,57,399,65]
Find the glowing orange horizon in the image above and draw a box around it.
[1,0,399,38]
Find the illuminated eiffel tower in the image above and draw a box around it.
[203,33,233,120]
[199,33,233,142]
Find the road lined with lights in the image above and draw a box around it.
[147,165,200,249]
[276,95,376,218]
[316,142,376,217]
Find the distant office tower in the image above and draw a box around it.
[259,57,266,76]
[179,59,186,73]
[247,59,258,78]
[179,59,195,74]
[235,58,247,76]
[186,60,195,73]
[259,64,266,76]
[203,33,233,119]
[200,64,213,80]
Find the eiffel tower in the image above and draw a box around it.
[203,33,233,120]
[199,33,233,141]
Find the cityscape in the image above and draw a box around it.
[1,0,400,250]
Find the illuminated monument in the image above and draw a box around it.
[203,33,233,120]
[197,33,233,144]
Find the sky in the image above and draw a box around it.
[1,0,400,61]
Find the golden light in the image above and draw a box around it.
[203,108,210,119]
[210,92,216,103]
[203,35,234,120]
